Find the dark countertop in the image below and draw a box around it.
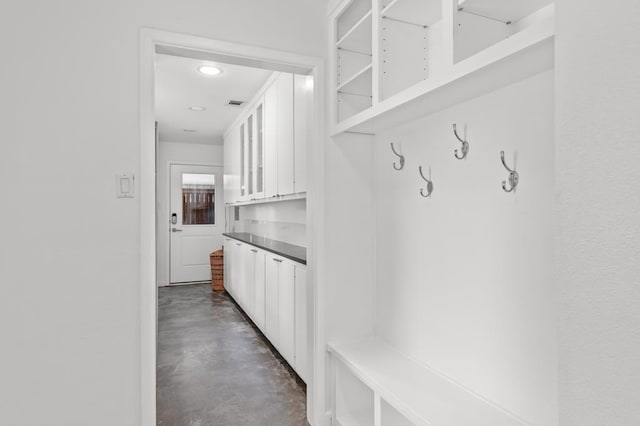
[223,232,306,265]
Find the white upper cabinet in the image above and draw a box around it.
[276,73,295,196]
[264,81,278,198]
[331,0,555,134]
[224,71,309,204]
[239,121,248,201]
[223,123,241,204]
[294,74,310,194]
[253,101,265,199]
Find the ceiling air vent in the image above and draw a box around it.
[226,100,244,107]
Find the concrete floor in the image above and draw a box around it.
[157,284,308,426]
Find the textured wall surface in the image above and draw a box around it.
[556,1,640,424]
[0,1,324,425]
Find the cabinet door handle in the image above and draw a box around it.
[251,249,258,253]
[236,243,242,247]
[272,258,283,263]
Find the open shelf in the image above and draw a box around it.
[338,63,373,93]
[455,0,554,63]
[337,10,373,52]
[337,11,372,90]
[337,64,373,122]
[379,0,444,101]
[331,0,554,133]
[381,0,442,27]
[333,3,553,135]
[329,337,527,426]
[337,0,373,41]
[334,361,375,426]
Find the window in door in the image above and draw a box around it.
[182,173,216,225]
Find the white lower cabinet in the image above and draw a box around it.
[294,265,307,381]
[265,254,280,345]
[225,238,308,382]
[233,241,246,308]
[278,260,296,366]
[253,249,266,330]
[244,246,256,318]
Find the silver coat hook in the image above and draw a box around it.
[418,165,433,198]
[390,142,405,170]
[452,123,469,160]
[500,151,519,192]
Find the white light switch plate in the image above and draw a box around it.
[116,173,135,198]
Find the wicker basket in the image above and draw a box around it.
[210,249,224,292]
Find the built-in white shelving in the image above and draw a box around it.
[336,0,374,122]
[337,63,373,93]
[329,337,528,426]
[331,0,555,135]
[337,10,373,51]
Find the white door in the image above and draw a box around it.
[169,164,224,284]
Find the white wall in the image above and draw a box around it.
[374,71,557,425]
[556,1,640,424]
[0,1,325,425]
[156,141,223,287]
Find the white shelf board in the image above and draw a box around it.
[337,10,373,49]
[337,63,373,93]
[457,0,552,23]
[328,337,528,426]
[381,0,442,28]
[225,192,306,207]
[332,9,554,135]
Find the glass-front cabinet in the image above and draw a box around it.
[240,98,265,201]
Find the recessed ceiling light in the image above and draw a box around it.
[183,129,197,133]
[198,65,222,76]
[188,106,206,111]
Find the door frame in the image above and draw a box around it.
[139,28,325,426]
[163,160,223,287]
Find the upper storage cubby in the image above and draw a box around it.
[454,0,554,63]
[336,0,373,122]
[379,0,443,100]
[330,0,555,134]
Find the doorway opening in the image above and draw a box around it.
[140,29,324,426]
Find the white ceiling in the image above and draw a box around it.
[154,54,273,145]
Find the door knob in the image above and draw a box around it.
[171,228,183,232]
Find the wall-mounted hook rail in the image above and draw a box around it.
[418,165,433,198]
[500,151,519,192]
[452,123,469,160]
[390,142,405,170]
